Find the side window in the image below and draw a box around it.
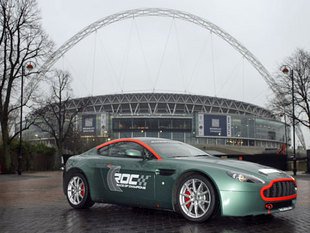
[98,144,111,156]
[125,142,144,153]
[98,142,155,159]
[122,142,155,159]
[110,143,127,157]
[98,142,127,157]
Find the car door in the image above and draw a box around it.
[96,141,157,207]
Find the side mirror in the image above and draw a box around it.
[125,149,142,158]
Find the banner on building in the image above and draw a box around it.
[82,114,96,134]
[197,113,205,136]
[197,114,231,137]
[100,113,108,136]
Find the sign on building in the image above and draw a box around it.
[82,114,97,134]
[197,113,231,137]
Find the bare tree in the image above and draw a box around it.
[33,70,80,167]
[270,49,310,130]
[0,0,54,172]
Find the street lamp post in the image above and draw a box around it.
[283,113,288,158]
[281,65,297,176]
[17,62,34,175]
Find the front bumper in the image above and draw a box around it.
[220,177,297,217]
[220,190,296,216]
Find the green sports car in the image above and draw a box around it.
[63,137,297,222]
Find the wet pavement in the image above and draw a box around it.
[0,171,309,233]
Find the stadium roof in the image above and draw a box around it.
[66,93,276,120]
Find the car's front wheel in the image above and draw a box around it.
[176,174,216,222]
[66,172,94,209]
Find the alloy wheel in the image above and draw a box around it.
[179,178,211,219]
[67,176,85,205]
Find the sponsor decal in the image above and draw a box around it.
[107,165,123,192]
[107,165,150,192]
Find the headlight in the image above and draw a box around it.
[227,171,265,184]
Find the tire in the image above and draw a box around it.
[176,174,217,222]
[66,172,94,209]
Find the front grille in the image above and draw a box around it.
[264,181,296,198]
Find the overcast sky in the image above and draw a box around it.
[36,0,310,109]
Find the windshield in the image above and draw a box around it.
[148,141,211,158]
[81,147,97,155]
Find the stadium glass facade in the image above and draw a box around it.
[106,114,289,149]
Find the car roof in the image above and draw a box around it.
[134,137,173,143]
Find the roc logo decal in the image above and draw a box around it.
[107,165,151,192]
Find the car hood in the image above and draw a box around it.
[174,156,292,180]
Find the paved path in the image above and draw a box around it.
[0,171,309,233]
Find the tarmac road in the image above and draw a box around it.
[0,171,309,233]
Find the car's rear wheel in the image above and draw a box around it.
[66,172,94,209]
[176,174,216,222]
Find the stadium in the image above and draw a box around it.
[63,92,288,152]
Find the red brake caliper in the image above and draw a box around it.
[80,183,85,197]
[185,190,191,208]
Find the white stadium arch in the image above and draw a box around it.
[39,8,275,90]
